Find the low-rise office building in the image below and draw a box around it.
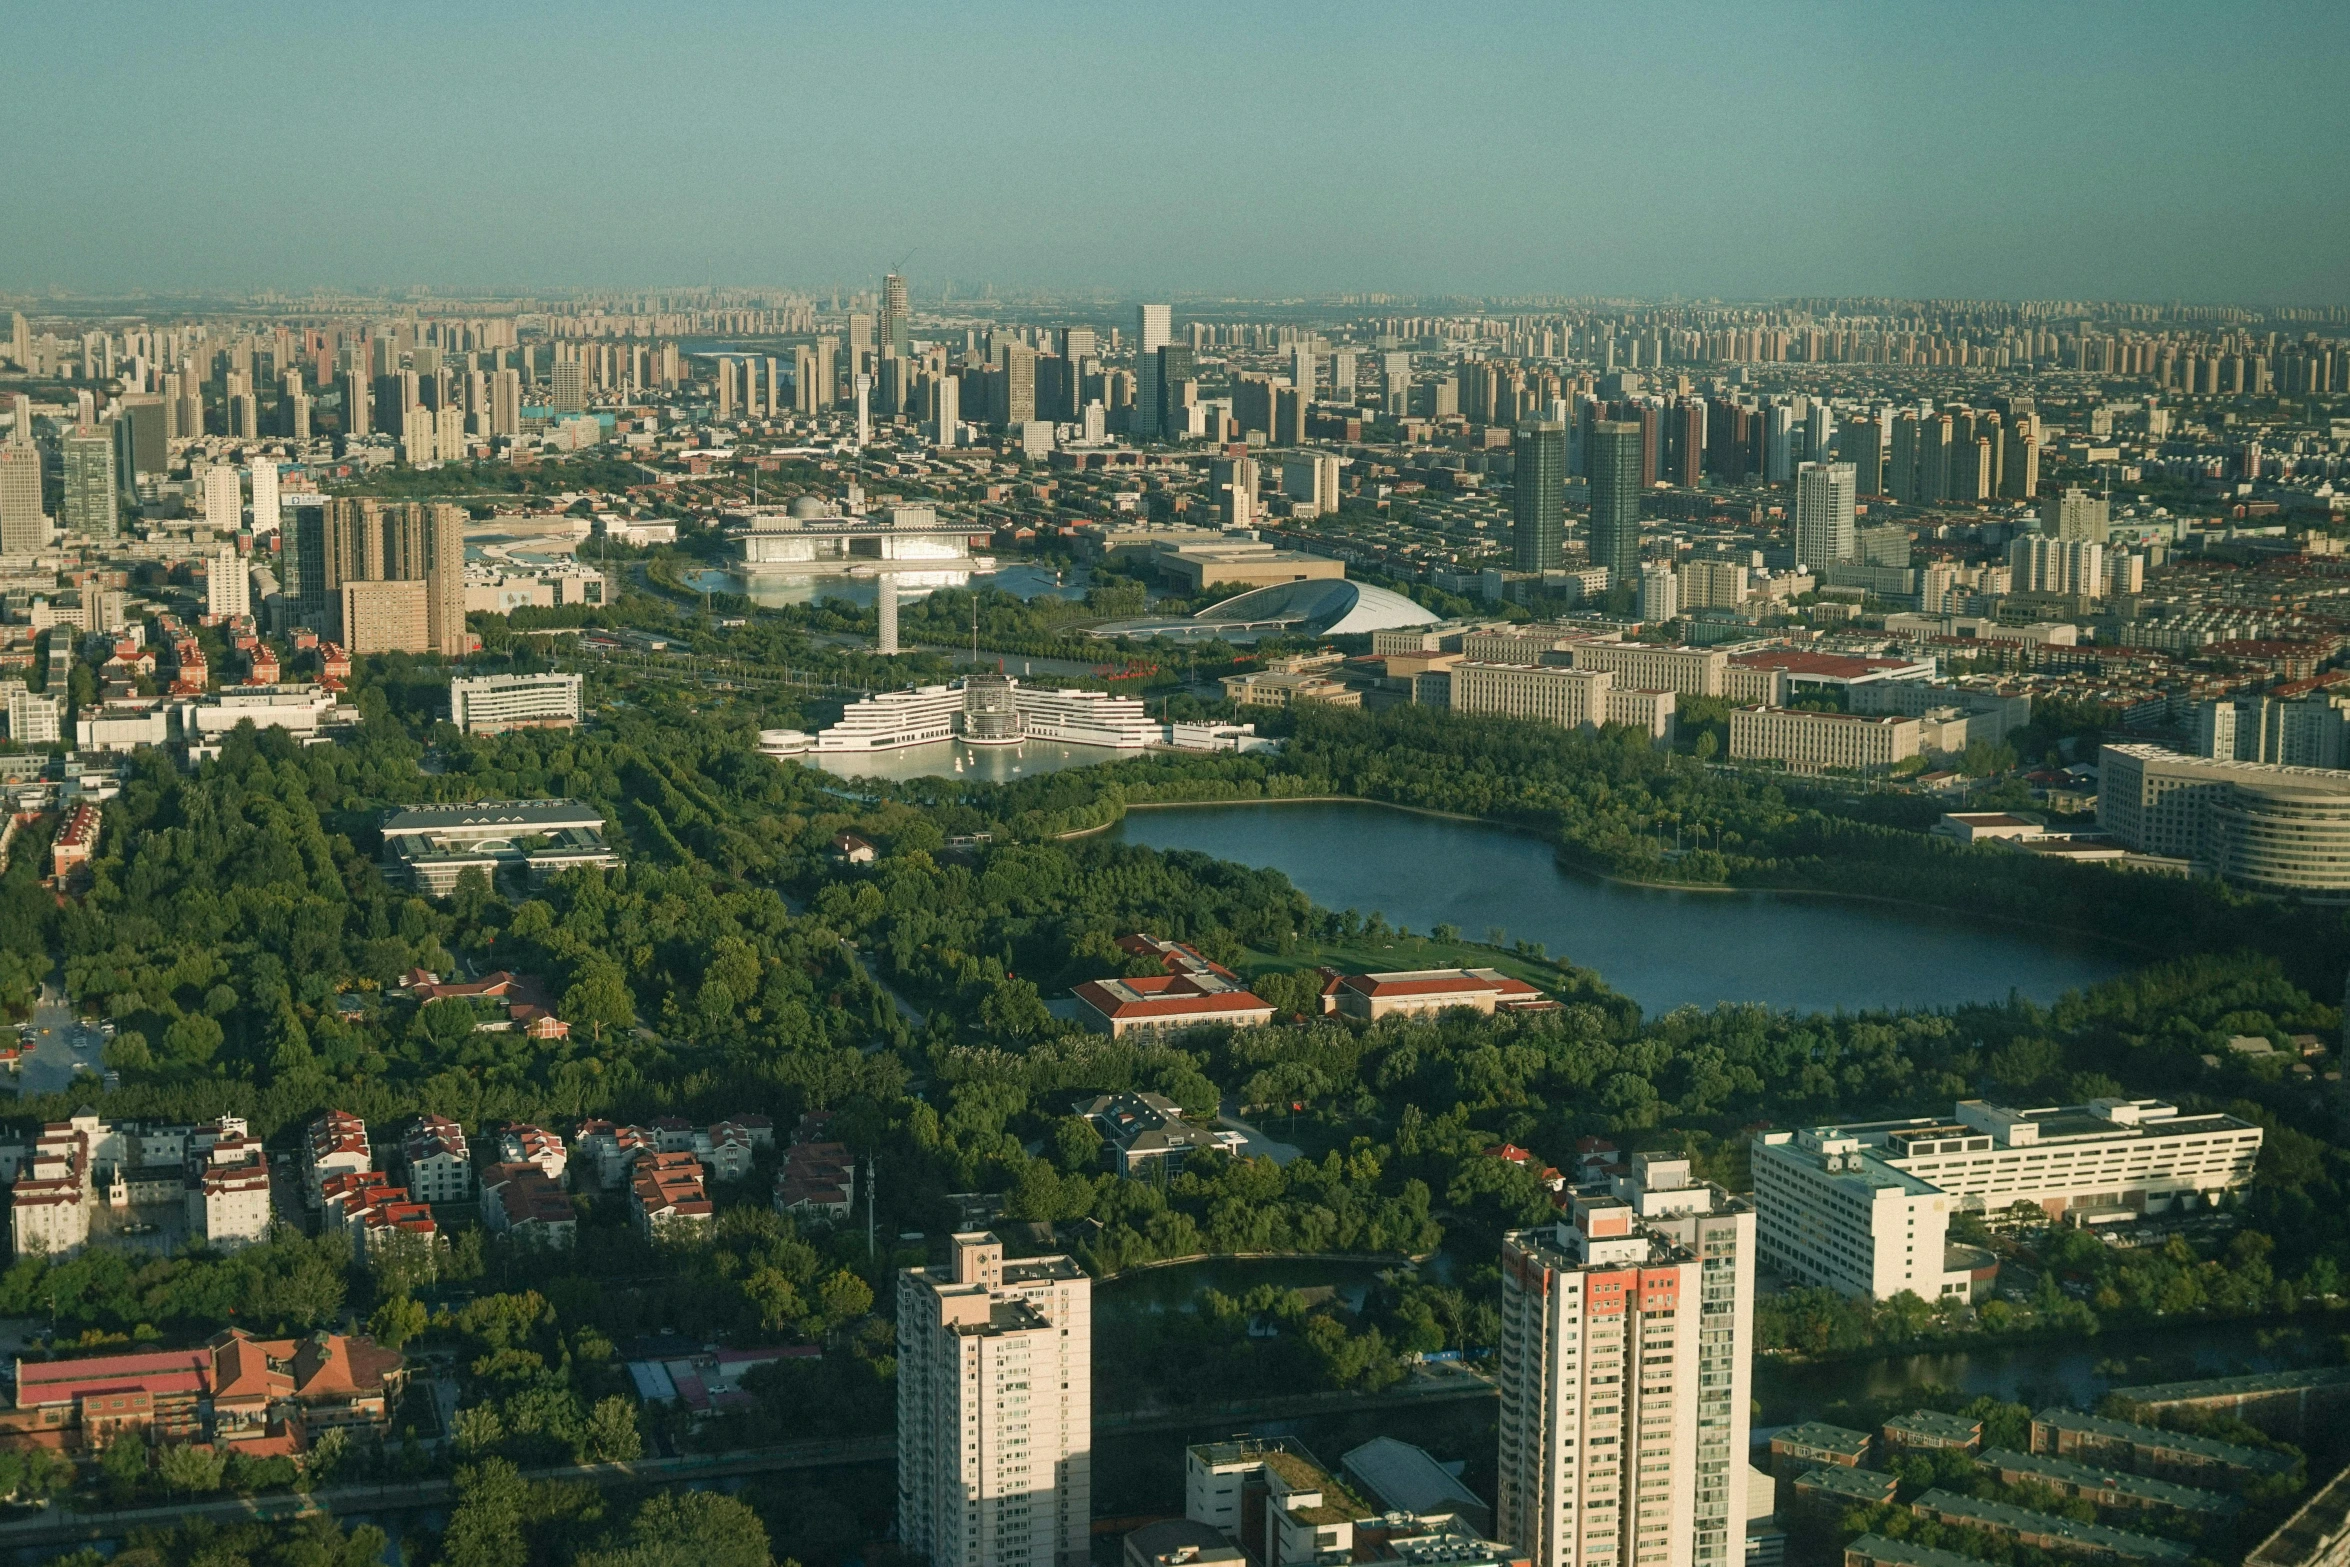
[379,798,620,894]
[1328,968,1547,1022]
[1072,970,1273,1038]
[449,671,585,734]
[1754,1099,2260,1301]
[1907,1489,2191,1564]
[2099,743,2350,893]
[1729,707,1919,771]
[1078,1091,1220,1176]
[1448,661,1677,742]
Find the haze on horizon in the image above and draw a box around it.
[6,0,2347,306]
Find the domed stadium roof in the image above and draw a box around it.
[1090,576,1439,643]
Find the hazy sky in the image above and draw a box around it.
[7,0,2348,303]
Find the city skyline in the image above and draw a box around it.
[5,1,2348,303]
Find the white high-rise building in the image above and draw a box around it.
[1497,1158,1754,1567]
[897,1232,1091,1567]
[202,463,241,535]
[1792,461,1856,571]
[1638,561,1680,623]
[208,544,251,620]
[248,459,280,536]
[1133,304,1171,442]
[932,374,961,447]
[878,575,900,655]
[7,684,61,744]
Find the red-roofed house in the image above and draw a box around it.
[632,1151,713,1237]
[480,1162,577,1247]
[1071,974,1274,1037]
[0,1331,403,1452]
[303,1110,372,1207]
[1331,967,1546,1023]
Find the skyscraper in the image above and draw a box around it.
[1003,346,1037,428]
[0,445,42,555]
[932,373,960,447]
[896,1231,1091,1567]
[1133,304,1171,440]
[285,502,333,633]
[208,543,251,620]
[1154,345,1193,440]
[62,431,118,538]
[1762,402,1794,483]
[1496,1158,1754,1567]
[1793,461,1857,570]
[1586,420,1643,588]
[881,273,910,360]
[112,394,167,497]
[1512,419,1566,572]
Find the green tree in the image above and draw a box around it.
[441,1458,528,1567]
[155,1440,228,1494]
[563,958,636,1042]
[368,1294,428,1350]
[584,1395,642,1462]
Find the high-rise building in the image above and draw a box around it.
[1793,462,1857,570]
[8,684,61,745]
[881,273,910,360]
[1763,402,1795,483]
[1292,342,1316,403]
[1586,421,1644,588]
[877,575,899,655]
[896,1231,1091,1567]
[340,579,430,654]
[1496,1159,1754,1567]
[1279,452,1341,518]
[1002,346,1037,428]
[491,367,521,438]
[62,432,118,538]
[423,502,467,656]
[551,360,587,415]
[1804,402,1834,469]
[1512,419,1567,572]
[2044,485,2110,543]
[112,394,167,497]
[342,369,371,438]
[1154,346,1194,440]
[1916,414,1953,504]
[201,463,241,535]
[1839,413,1885,495]
[208,543,251,620]
[1639,562,1679,622]
[6,392,28,446]
[1133,304,1171,440]
[1211,455,1258,528]
[1886,413,1919,504]
[402,403,437,465]
[932,374,960,447]
[0,445,42,555]
[285,502,333,633]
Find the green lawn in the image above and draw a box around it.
[1237,934,1589,996]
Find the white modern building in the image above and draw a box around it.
[1497,1156,1753,1567]
[1753,1099,2263,1300]
[449,672,585,734]
[816,676,1155,753]
[897,1232,1092,1567]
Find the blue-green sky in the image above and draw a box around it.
[7,0,2347,302]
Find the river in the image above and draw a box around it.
[1111,801,2129,1016]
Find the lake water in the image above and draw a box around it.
[1111,801,2130,1016]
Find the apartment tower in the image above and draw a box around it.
[897,1231,1091,1567]
[1497,1157,1753,1567]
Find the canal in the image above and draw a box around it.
[1111,800,2130,1016]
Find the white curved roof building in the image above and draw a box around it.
[1094,577,1439,643]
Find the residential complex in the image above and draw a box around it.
[1753,1099,2261,1300]
[1496,1156,1754,1567]
[8,1112,271,1258]
[897,1232,1093,1567]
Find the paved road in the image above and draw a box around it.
[16,966,98,1099]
